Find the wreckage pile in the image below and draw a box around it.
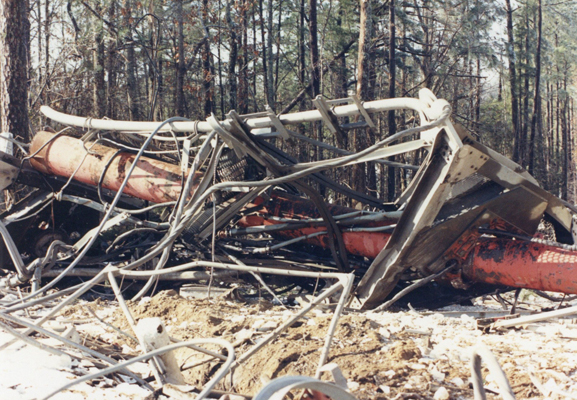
[0,89,577,398]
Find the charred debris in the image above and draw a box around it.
[0,89,576,398]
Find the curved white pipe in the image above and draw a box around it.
[40,91,440,133]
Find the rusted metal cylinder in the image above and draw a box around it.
[29,131,202,203]
[238,192,394,258]
[463,238,577,294]
[26,132,577,296]
[238,214,391,258]
[29,132,392,257]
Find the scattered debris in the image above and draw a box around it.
[0,90,576,398]
[492,304,577,330]
[2,288,577,398]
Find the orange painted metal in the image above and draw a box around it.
[463,238,577,294]
[29,131,202,203]
[238,213,391,258]
[28,132,577,296]
[238,192,393,258]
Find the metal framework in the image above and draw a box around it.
[0,89,574,397]
[2,89,576,306]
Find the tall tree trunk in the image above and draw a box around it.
[217,0,224,117]
[252,8,258,111]
[528,0,542,176]
[93,7,106,118]
[521,7,530,165]
[468,56,473,129]
[39,0,48,125]
[175,0,186,116]
[353,0,374,197]
[266,0,274,106]
[387,0,396,201]
[309,0,320,99]
[561,74,568,200]
[555,45,561,194]
[309,0,321,165]
[297,0,308,161]
[334,5,347,150]
[44,0,50,105]
[150,2,163,121]
[298,0,306,108]
[0,0,30,142]
[123,0,138,120]
[24,0,30,99]
[544,80,555,190]
[156,55,163,121]
[149,2,156,119]
[568,97,574,202]
[237,0,248,114]
[106,1,117,119]
[505,0,520,162]
[226,0,238,111]
[201,0,213,116]
[415,0,432,88]
[399,20,409,194]
[331,4,348,203]
[258,0,270,106]
[37,0,42,70]
[497,68,502,103]
[475,56,481,125]
[274,0,282,97]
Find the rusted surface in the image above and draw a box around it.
[238,192,395,258]
[27,132,577,297]
[463,238,577,294]
[238,214,391,259]
[20,97,577,307]
[30,131,203,203]
[439,218,527,276]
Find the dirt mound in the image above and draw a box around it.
[59,290,577,399]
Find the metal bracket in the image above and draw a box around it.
[80,129,100,155]
[266,106,291,140]
[181,136,192,173]
[312,96,340,134]
[351,95,377,129]
[207,114,244,159]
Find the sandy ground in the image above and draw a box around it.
[1,288,577,400]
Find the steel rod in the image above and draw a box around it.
[107,272,165,384]
[42,268,240,281]
[315,273,355,378]
[40,338,235,400]
[0,220,27,278]
[41,96,434,133]
[493,303,577,328]
[233,281,343,367]
[0,311,153,390]
[470,344,515,400]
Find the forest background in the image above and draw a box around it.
[1,0,576,205]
